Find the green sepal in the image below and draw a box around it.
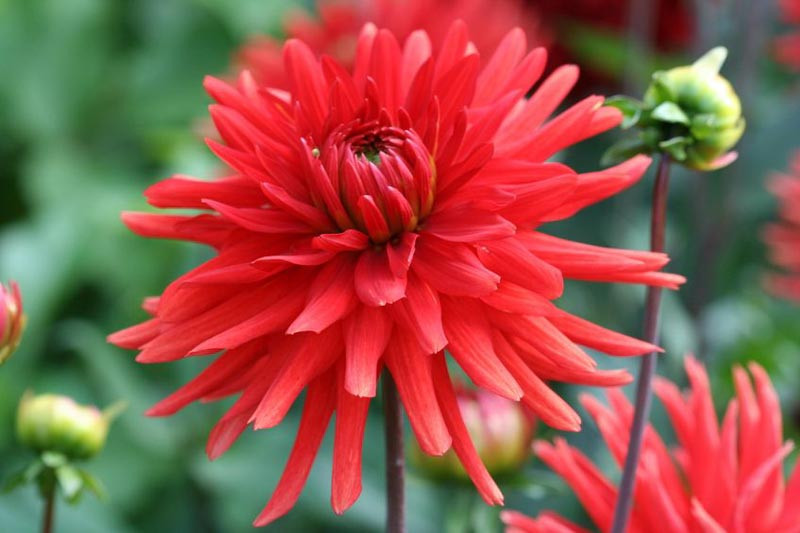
[2,460,44,493]
[648,71,675,102]
[690,113,722,140]
[56,464,85,504]
[692,46,727,75]
[601,136,650,167]
[651,102,690,125]
[79,469,107,501]
[605,96,644,129]
[658,136,692,161]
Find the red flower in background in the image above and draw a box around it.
[238,0,547,88]
[0,280,25,365]
[775,0,800,71]
[765,152,800,301]
[110,23,683,525]
[502,357,800,533]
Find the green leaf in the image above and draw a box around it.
[78,470,108,502]
[605,96,644,129]
[56,465,84,504]
[2,461,44,493]
[658,136,692,161]
[651,102,690,125]
[601,137,650,166]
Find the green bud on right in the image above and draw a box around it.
[605,47,745,171]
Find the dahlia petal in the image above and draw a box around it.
[492,332,581,431]
[254,370,337,527]
[331,376,371,515]
[544,155,652,221]
[343,306,392,397]
[312,229,370,252]
[690,499,727,533]
[388,271,447,354]
[384,333,451,455]
[476,238,563,299]
[147,339,264,416]
[441,297,522,400]
[203,200,311,235]
[401,30,432,97]
[283,39,329,133]
[474,28,527,105]
[732,442,795,532]
[431,354,504,505]
[121,212,232,248]
[480,281,556,316]
[496,64,579,148]
[386,231,418,278]
[145,174,263,209]
[354,246,407,306]
[356,195,391,243]
[250,328,342,429]
[413,236,500,297]
[193,286,305,353]
[424,208,515,243]
[370,29,403,114]
[548,310,661,356]
[499,174,578,224]
[260,182,334,231]
[287,255,357,334]
[435,54,480,130]
[107,319,159,350]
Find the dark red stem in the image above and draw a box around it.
[42,479,56,533]
[383,372,406,533]
[611,154,671,533]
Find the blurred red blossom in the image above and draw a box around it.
[110,22,683,526]
[502,357,800,533]
[775,0,800,71]
[411,386,535,480]
[237,0,548,88]
[0,280,25,365]
[765,152,800,301]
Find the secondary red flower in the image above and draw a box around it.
[411,386,535,480]
[765,152,800,301]
[502,357,800,532]
[0,280,25,365]
[110,23,683,526]
[775,0,800,71]
[238,0,547,88]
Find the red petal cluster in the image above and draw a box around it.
[765,152,800,301]
[502,357,800,533]
[110,23,684,526]
[775,0,800,71]
[238,0,547,88]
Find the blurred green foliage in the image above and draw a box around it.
[1,0,799,532]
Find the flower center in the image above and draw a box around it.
[319,120,436,243]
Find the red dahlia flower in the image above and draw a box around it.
[775,0,800,71]
[110,23,683,525]
[0,280,25,365]
[502,357,800,533]
[238,0,546,88]
[765,152,800,301]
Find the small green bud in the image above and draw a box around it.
[604,47,745,170]
[17,393,124,460]
[0,281,26,365]
[410,388,534,482]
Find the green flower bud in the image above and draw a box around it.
[17,393,123,460]
[410,387,534,482]
[605,47,745,171]
[0,281,26,365]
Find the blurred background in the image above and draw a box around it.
[1,0,799,531]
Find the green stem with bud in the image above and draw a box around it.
[611,153,672,533]
[383,371,406,533]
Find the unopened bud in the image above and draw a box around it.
[605,47,745,171]
[410,388,534,481]
[0,281,25,365]
[17,393,123,460]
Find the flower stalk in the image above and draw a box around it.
[383,372,405,533]
[611,154,672,533]
[41,473,56,533]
